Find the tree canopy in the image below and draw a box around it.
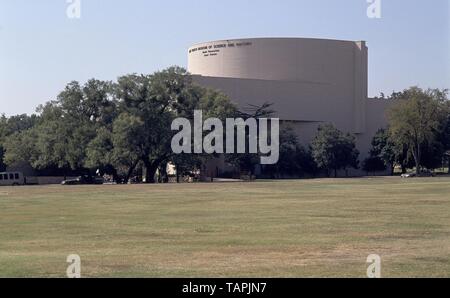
[387,87,449,174]
[2,79,448,180]
[2,67,237,183]
[311,123,360,177]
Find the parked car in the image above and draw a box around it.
[401,170,435,178]
[401,173,416,178]
[62,175,104,185]
[418,170,436,177]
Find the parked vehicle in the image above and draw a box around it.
[418,170,436,177]
[61,175,104,185]
[401,170,436,178]
[0,172,25,186]
[401,173,416,178]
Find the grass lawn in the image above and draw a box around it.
[0,177,449,278]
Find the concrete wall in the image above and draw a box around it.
[189,38,364,85]
[189,38,368,134]
[25,176,78,185]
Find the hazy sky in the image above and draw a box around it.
[0,0,449,116]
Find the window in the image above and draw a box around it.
[14,173,19,180]
[9,173,14,180]
[4,174,8,180]
[0,174,3,180]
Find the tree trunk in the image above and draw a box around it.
[175,163,180,183]
[124,161,138,184]
[159,164,168,183]
[415,149,421,175]
[412,144,421,175]
[146,166,157,183]
[112,168,119,183]
[144,160,159,184]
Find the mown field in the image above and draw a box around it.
[0,177,449,278]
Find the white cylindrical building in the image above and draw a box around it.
[188,38,390,177]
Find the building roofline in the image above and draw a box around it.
[189,37,366,48]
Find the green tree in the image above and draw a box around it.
[3,79,114,174]
[171,153,203,183]
[116,67,236,183]
[0,114,38,171]
[362,156,386,174]
[365,128,418,175]
[263,126,317,178]
[270,127,299,177]
[3,67,236,181]
[3,129,38,168]
[364,128,409,175]
[30,103,94,171]
[115,71,185,183]
[311,123,360,177]
[110,113,146,183]
[85,127,118,180]
[388,87,448,174]
[421,140,446,170]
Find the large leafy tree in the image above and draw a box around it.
[0,114,38,171]
[311,123,360,177]
[364,128,411,175]
[4,79,115,173]
[3,67,236,182]
[85,127,117,178]
[3,130,38,168]
[388,87,448,174]
[33,81,111,171]
[114,69,187,182]
[114,67,236,183]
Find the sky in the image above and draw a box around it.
[0,0,449,116]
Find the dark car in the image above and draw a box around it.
[418,170,436,177]
[62,175,104,185]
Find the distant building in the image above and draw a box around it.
[188,38,392,177]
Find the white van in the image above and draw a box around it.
[0,172,25,186]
